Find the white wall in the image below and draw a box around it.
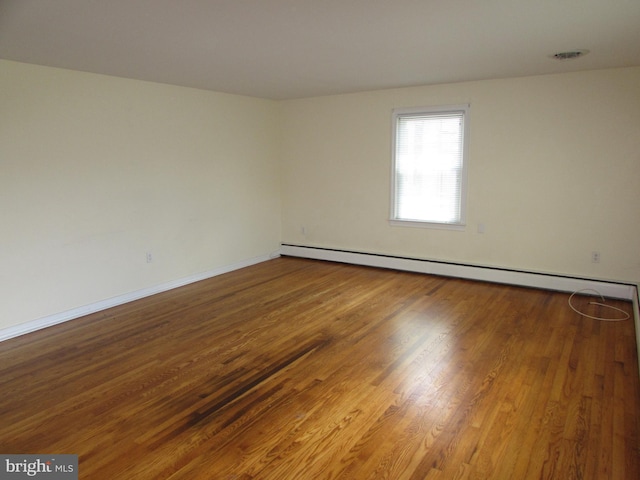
[281,67,640,284]
[0,60,282,332]
[2,61,639,337]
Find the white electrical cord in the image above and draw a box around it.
[568,288,630,322]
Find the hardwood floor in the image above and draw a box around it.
[1,257,638,479]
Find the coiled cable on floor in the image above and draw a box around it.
[568,288,630,322]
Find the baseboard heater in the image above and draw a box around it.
[280,244,637,300]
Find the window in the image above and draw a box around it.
[391,105,469,229]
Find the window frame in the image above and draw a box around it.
[390,104,469,230]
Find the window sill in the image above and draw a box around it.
[389,219,466,231]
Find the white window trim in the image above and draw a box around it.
[390,104,469,230]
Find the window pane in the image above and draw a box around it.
[393,108,467,225]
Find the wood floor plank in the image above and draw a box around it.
[0,257,637,479]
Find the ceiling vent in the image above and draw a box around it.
[551,49,589,60]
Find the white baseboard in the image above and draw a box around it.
[0,253,279,343]
[634,288,640,375]
[280,244,637,300]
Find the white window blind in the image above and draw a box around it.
[392,105,468,227]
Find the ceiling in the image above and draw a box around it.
[1,0,639,100]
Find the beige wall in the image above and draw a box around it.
[1,60,282,330]
[2,60,639,335]
[281,67,640,283]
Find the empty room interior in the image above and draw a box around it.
[1,1,639,479]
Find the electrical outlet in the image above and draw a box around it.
[591,251,600,263]
[146,252,153,263]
